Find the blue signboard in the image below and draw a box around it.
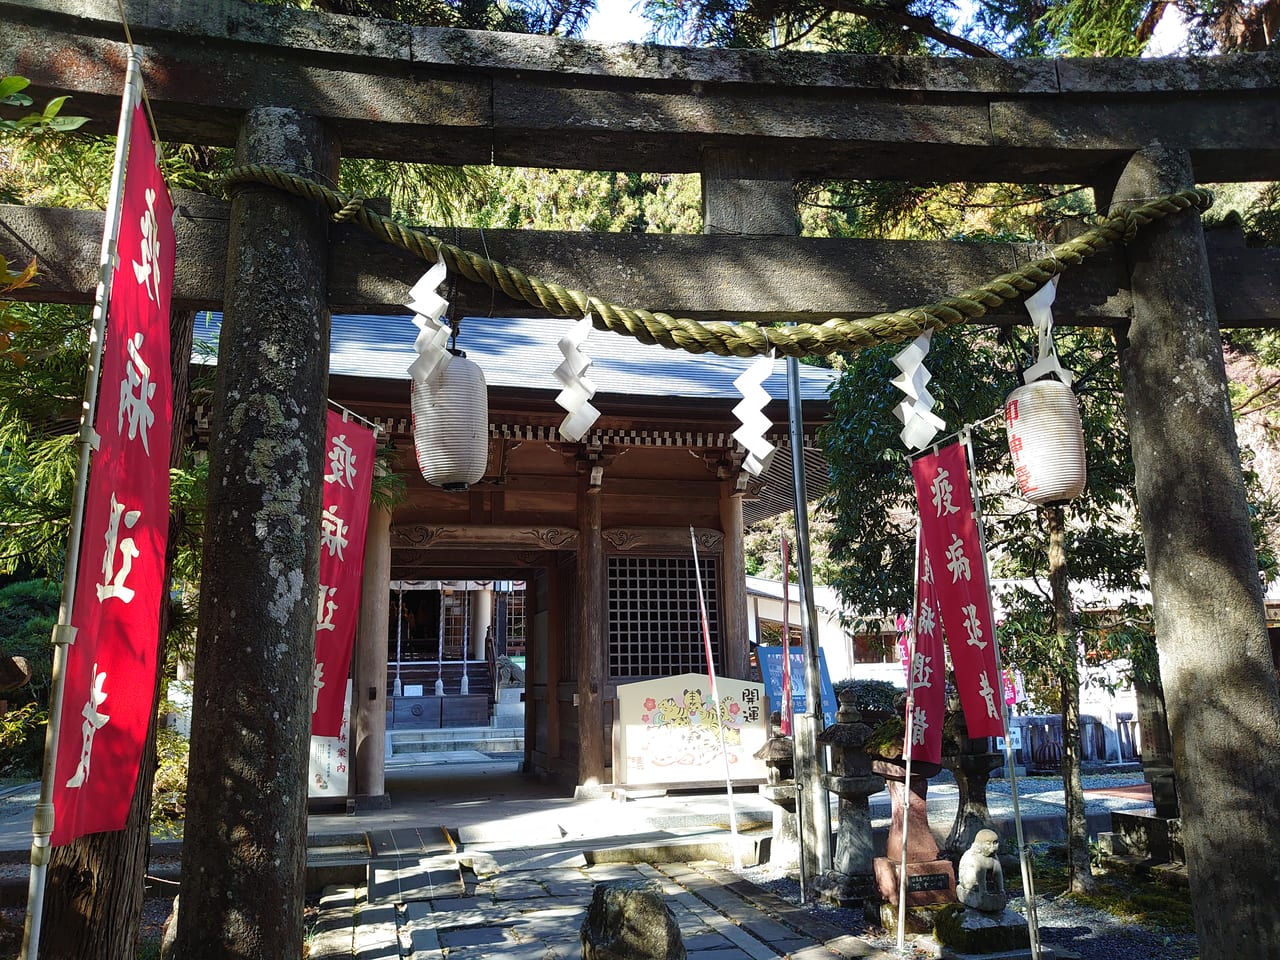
[756,646,837,727]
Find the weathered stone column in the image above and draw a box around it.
[175,107,335,960]
[354,500,390,805]
[1112,144,1280,959]
[941,699,1002,859]
[576,475,606,791]
[720,485,749,679]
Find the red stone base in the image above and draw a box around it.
[873,857,957,906]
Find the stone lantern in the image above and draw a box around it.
[813,689,885,906]
[754,712,800,872]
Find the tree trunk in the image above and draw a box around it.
[1047,505,1094,895]
[39,307,196,958]
[1113,144,1280,958]
[173,108,335,960]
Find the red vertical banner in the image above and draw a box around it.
[905,541,945,763]
[311,412,377,737]
[52,101,174,845]
[911,442,1004,739]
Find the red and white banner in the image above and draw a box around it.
[1002,668,1026,706]
[53,101,174,845]
[311,411,377,737]
[905,538,945,764]
[911,442,1004,739]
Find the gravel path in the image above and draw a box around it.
[736,772,1198,960]
[1018,890,1198,960]
[738,866,1198,960]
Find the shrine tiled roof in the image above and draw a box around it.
[194,311,835,403]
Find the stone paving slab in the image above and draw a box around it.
[308,885,357,959]
[369,854,465,903]
[661,862,887,959]
[369,826,454,858]
[352,900,400,960]
[312,841,914,960]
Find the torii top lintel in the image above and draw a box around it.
[5,0,1280,185]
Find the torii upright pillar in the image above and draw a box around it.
[1113,144,1280,960]
[175,107,336,960]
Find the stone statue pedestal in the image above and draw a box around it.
[930,907,1074,960]
[871,762,956,911]
[931,903,1031,954]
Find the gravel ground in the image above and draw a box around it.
[1012,890,1198,960]
[739,844,1199,960]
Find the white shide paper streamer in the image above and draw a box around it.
[1021,276,1073,387]
[406,260,452,384]
[891,330,946,451]
[733,354,778,477]
[554,314,601,442]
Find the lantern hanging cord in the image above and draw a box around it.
[220,165,1212,360]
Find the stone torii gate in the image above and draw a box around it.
[5,2,1280,958]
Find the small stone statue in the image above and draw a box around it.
[956,829,1006,912]
[495,655,525,687]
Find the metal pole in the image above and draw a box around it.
[962,428,1042,960]
[21,50,143,960]
[435,588,445,697]
[691,527,743,871]
[781,535,809,901]
[460,586,470,695]
[393,586,404,697]
[896,528,924,955]
[786,357,832,874]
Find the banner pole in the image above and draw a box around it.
[780,536,808,901]
[786,356,832,877]
[961,427,1042,960]
[691,526,742,872]
[20,49,143,960]
[896,526,923,955]
[780,537,793,737]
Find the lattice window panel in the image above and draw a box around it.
[607,555,721,678]
[505,583,527,657]
[441,592,468,660]
[561,564,579,681]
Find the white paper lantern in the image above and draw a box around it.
[411,353,489,491]
[1004,379,1086,505]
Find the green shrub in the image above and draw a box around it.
[151,716,189,838]
[833,677,901,714]
[0,701,46,776]
[0,578,59,777]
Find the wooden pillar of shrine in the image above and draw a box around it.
[720,484,750,680]
[353,499,391,805]
[575,474,606,791]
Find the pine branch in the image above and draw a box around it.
[821,0,1003,57]
[1233,373,1280,415]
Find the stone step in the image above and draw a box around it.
[369,854,466,904]
[388,725,524,754]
